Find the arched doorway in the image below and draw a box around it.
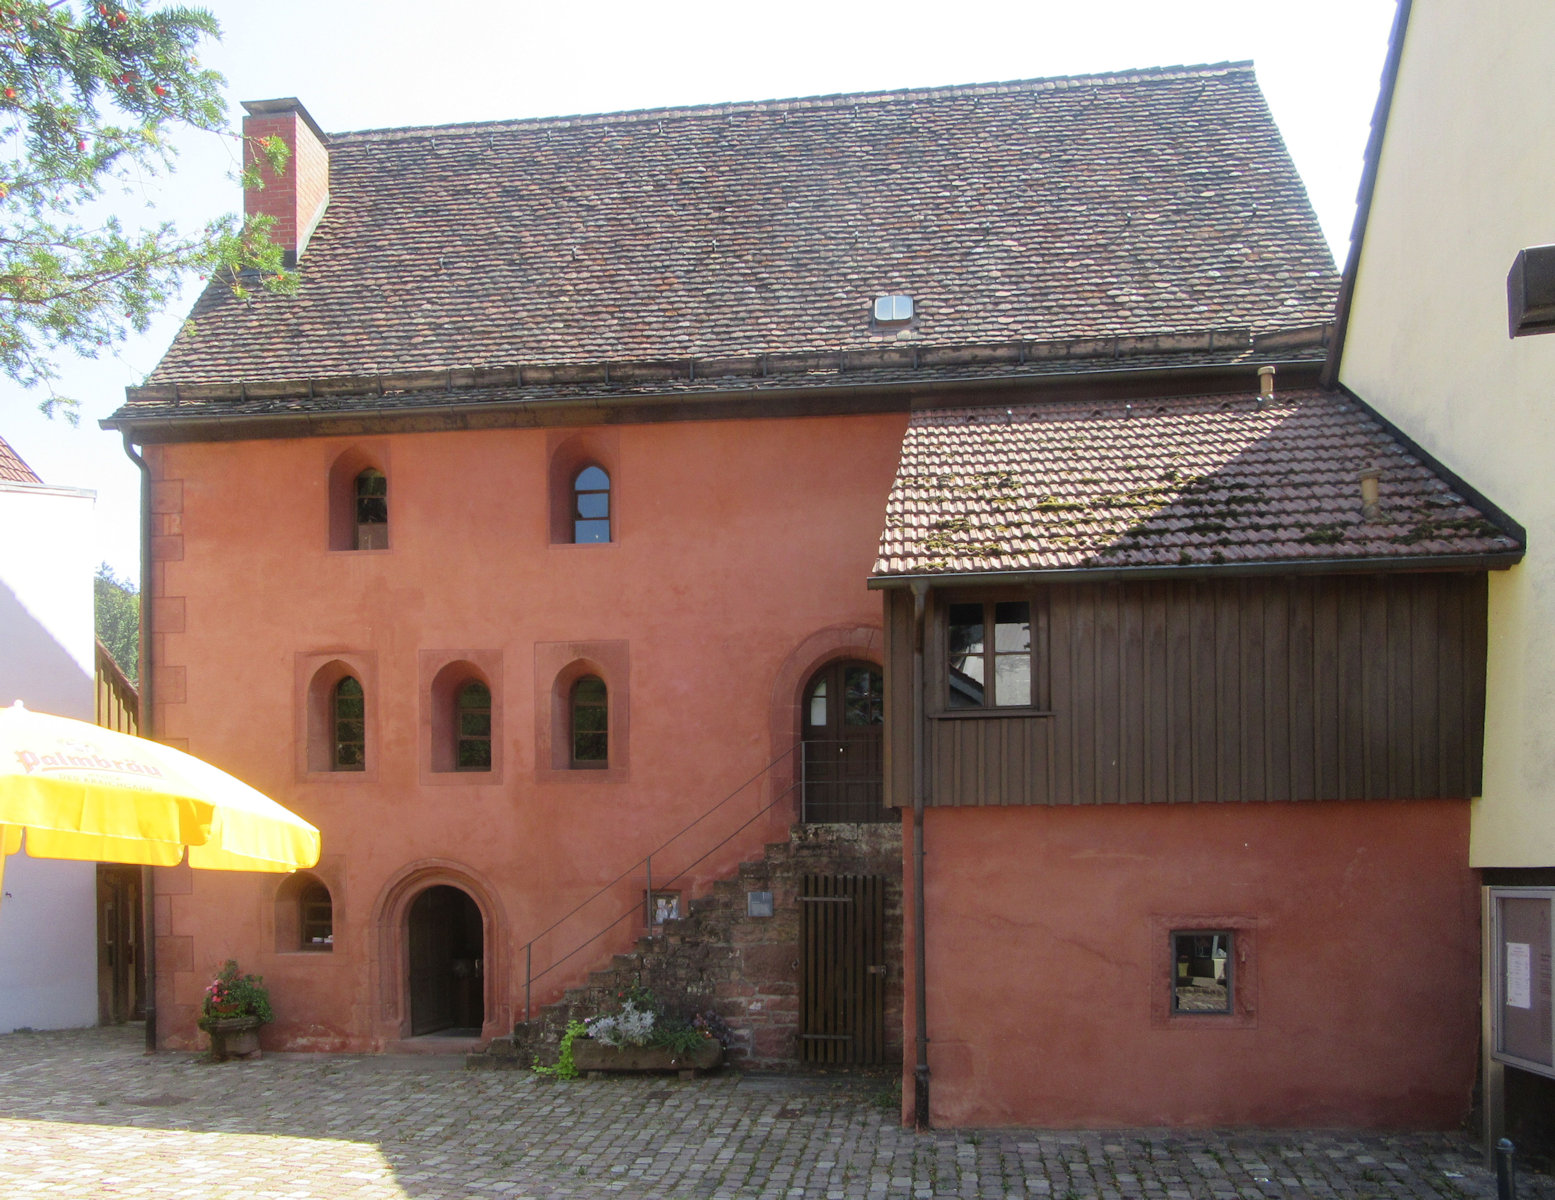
[801,659,887,823]
[407,885,484,1036]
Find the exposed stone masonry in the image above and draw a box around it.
[477,822,902,1072]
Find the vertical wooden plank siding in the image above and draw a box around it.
[902,572,1489,809]
[883,590,915,810]
[94,640,140,736]
[1287,583,1316,800]
[1462,577,1488,795]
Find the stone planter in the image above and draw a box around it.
[571,1037,723,1079]
[198,1015,266,1061]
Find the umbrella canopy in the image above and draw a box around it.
[0,701,320,883]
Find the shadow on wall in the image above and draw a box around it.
[0,581,94,716]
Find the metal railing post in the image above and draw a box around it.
[800,742,807,824]
[1496,1138,1517,1200]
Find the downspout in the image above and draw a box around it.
[910,579,930,1130]
[120,432,156,1053]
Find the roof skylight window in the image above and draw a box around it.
[874,294,914,323]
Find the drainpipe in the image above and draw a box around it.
[909,579,930,1130]
[121,433,156,1053]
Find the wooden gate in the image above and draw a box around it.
[798,873,887,1064]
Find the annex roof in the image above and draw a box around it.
[872,385,1523,580]
[133,62,1336,411]
[0,435,40,484]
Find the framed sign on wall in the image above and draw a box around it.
[1489,887,1555,1079]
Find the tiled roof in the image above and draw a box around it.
[144,62,1336,392]
[873,387,1522,578]
[0,435,40,483]
[114,327,1326,425]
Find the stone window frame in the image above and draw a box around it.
[419,651,504,785]
[326,443,392,554]
[296,651,378,781]
[547,429,620,547]
[534,639,629,783]
[274,868,340,954]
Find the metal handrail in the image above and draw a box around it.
[520,742,803,1021]
[517,737,892,1022]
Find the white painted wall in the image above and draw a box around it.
[0,475,100,1031]
[1338,0,1555,867]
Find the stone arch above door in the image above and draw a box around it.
[767,624,883,821]
[369,860,507,1044]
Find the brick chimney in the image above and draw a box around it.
[241,98,330,266]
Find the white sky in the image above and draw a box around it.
[1,0,1399,584]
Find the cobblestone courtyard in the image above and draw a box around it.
[0,1025,1549,1200]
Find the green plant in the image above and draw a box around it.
[533,1019,587,1080]
[649,1016,707,1055]
[200,960,272,1022]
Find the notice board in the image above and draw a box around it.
[1490,888,1555,1079]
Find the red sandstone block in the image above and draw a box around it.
[152,665,186,704]
[156,934,193,973]
[150,534,183,562]
[152,597,186,633]
[150,480,182,513]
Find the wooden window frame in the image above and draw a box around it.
[571,465,611,544]
[299,881,334,951]
[332,676,366,771]
[937,590,1050,714]
[353,468,389,550]
[570,674,609,768]
[455,680,493,771]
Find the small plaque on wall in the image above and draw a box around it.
[1490,888,1555,1079]
[747,891,774,918]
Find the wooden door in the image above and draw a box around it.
[798,873,887,1064]
[95,865,141,1025]
[408,886,484,1036]
[801,660,887,823]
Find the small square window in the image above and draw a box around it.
[649,891,681,925]
[1172,930,1232,1014]
[873,294,914,323]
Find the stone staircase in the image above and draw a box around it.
[468,822,901,1072]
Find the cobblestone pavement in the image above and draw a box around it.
[1,1025,1551,1200]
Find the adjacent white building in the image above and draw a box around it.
[0,435,99,1031]
[1328,0,1555,1148]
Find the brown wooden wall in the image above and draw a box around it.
[883,572,1488,808]
[94,639,139,736]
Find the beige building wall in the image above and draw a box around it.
[1338,0,1555,867]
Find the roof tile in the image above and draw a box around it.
[872,387,1521,576]
[145,63,1336,391]
[0,435,40,484]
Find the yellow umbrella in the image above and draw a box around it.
[0,701,320,894]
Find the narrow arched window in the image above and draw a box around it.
[300,882,333,950]
[571,675,608,767]
[332,676,366,771]
[572,466,610,543]
[456,680,492,771]
[355,469,388,549]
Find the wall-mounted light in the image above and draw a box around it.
[1507,244,1555,337]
